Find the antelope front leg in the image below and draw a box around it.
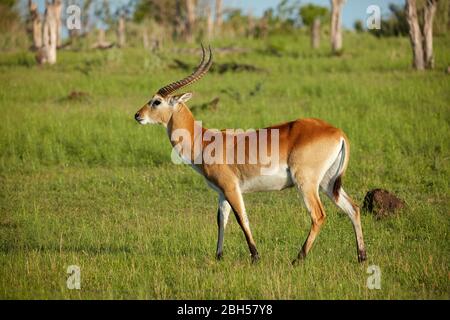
[223,188,260,264]
[216,194,231,260]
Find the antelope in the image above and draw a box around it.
[134,46,366,264]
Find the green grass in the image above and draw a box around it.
[0,32,449,299]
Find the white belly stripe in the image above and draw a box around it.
[239,166,294,193]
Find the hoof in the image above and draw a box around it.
[292,256,305,266]
[251,254,260,264]
[216,252,223,260]
[358,250,367,263]
[292,252,306,266]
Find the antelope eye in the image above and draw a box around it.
[152,100,161,107]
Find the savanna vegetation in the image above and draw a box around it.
[0,0,449,299]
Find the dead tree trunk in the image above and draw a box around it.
[117,15,126,48]
[98,29,106,44]
[423,0,438,69]
[311,17,321,49]
[142,27,149,49]
[29,0,42,50]
[82,0,93,36]
[54,0,62,48]
[91,29,114,49]
[330,0,345,55]
[215,0,223,36]
[206,2,214,40]
[259,16,269,39]
[247,9,255,38]
[38,1,58,64]
[185,0,196,42]
[406,0,425,70]
[174,0,184,39]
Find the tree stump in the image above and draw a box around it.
[117,15,126,48]
[311,18,321,49]
[29,0,42,51]
[330,0,345,55]
[362,189,405,219]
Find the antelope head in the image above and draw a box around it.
[134,45,213,126]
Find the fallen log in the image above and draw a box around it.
[190,97,220,114]
[171,59,266,74]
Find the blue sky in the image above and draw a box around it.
[28,0,405,29]
[225,0,405,28]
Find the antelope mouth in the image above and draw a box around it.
[135,116,157,125]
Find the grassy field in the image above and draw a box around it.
[0,32,449,299]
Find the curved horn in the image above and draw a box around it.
[157,45,213,97]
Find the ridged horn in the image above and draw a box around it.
[157,45,213,97]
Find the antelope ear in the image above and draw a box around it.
[169,92,192,106]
